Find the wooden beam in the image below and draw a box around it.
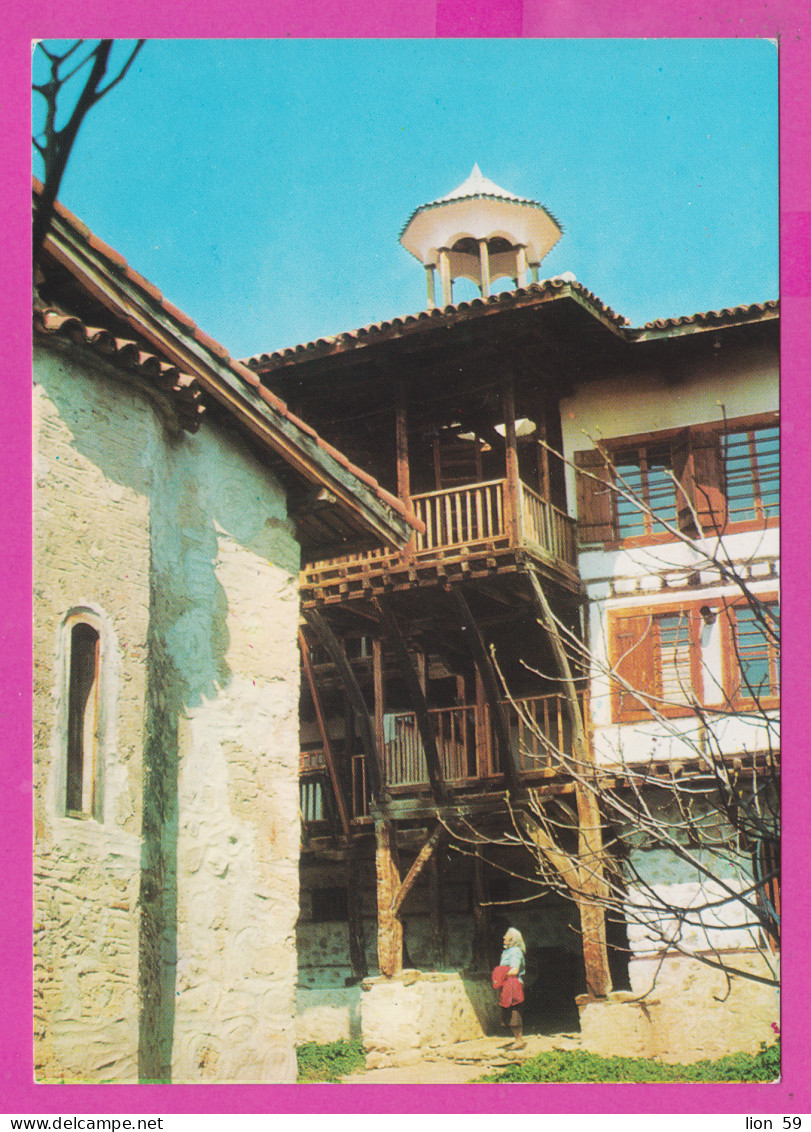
[376,598,449,804]
[474,668,491,778]
[503,370,521,545]
[302,607,385,800]
[375,818,403,977]
[373,637,385,761]
[298,629,351,840]
[391,824,444,917]
[396,385,411,506]
[449,585,523,797]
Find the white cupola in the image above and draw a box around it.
[399,164,563,308]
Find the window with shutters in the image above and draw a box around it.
[609,595,779,723]
[610,605,704,722]
[574,413,779,546]
[721,597,780,709]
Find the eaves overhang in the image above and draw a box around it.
[33,181,422,554]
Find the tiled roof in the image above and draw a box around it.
[245,284,779,373]
[34,305,206,433]
[33,179,422,535]
[245,277,629,373]
[638,299,779,333]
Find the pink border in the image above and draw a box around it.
[7,2,807,1115]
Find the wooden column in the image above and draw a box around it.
[373,636,385,765]
[503,371,522,545]
[396,388,411,506]
[392,824,444,917]
[474,668,491,778]
[396,387,415,560]
[375,818,403,977]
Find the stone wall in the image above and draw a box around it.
[296,986,363,1043]
[578,950,779,1064]
[34,347,153,1083]
[34,341,301,1083]
[360,972,499,1068]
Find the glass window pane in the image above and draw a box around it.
[735,604,778,697]
[615,458,647,537]
[725,427,780,522]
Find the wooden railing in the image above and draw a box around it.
[303,478,577,585]
[413,479,507,553]
[299,692,581,825]
[385,706,477,786]
[518,483,577,566]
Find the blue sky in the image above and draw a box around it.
[33,38,778,359]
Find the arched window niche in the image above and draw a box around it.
[58,607,112,822]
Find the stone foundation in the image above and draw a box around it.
[577,950,779,1064]
[296,986,362,1043]
[360,971,500,1068]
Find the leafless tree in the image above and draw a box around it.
[457,436,780,993]
[32,39,145,264]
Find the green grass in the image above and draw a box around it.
[476,1040,780,1083]
[296,1039,366,1083]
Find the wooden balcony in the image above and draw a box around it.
[302,478,578,601]
[299,692,578,825]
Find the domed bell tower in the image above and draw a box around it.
[399,164,563,308]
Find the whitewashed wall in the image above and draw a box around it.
[34,341,301,1083]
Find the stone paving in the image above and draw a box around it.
[339,1032,583,1084]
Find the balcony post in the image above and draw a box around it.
[396,385,415,560]
[474,669,490,777]
[503,371,522,545]
[373,637,385,765]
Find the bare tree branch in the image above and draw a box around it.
[32,39,145,265]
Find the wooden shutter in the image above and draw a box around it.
[671,428,726,536]
[610,612,657,722]
[690,429,726,535]
[671,429,696,534]
[574,448,616,544]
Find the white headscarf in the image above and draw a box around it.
[503,927,525,954]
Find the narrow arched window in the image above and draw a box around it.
[65,620,100,818]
